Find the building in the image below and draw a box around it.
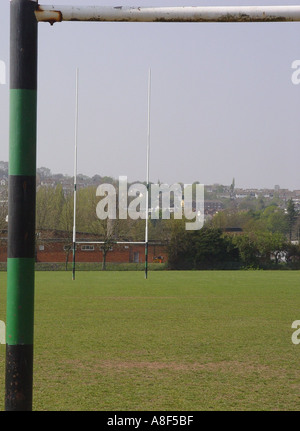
[0,229,168,265]
[204,200,224,216]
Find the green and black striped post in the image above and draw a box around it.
[5,0,38,411]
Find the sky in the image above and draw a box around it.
[1,0,300,190]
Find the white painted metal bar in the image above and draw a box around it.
[76,241,146,244]
[72,67,79,280]
[145,68,151,279]
[35,5,300,24]
[145,68,151,244]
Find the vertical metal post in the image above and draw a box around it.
[145,69,151,279]
[5,0,38,411]
[72,68,79,281]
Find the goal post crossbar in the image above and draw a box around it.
[76,241,146,245]
[35,5,300,24]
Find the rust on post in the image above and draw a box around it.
[35,6,62,25]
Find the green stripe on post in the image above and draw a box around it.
[6,258,35,346]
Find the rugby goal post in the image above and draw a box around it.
[7,1,300,412]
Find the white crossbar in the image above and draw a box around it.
[35,5,300,24]
[76,241,146,245]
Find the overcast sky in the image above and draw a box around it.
[1,0,300,190]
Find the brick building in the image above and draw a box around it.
[0,229,168,264]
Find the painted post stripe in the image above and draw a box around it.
[10,0,38,90]
[9,90,37,177]
[5,345,33,411]
[8,176,36,258]
[6,258,35,345]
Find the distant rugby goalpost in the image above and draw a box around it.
[71,68,152,281]
[6,1,300,412]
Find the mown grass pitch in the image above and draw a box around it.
[0,270,300,411]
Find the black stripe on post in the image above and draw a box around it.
[5,345,34,411]
[8,176,36,258]
[10,0,38,90]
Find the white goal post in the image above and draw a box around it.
[51,3,300,280]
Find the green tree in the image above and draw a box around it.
[286,241,300,264]
[168,225,239,270]
[260,205,288,235]
[167,219,192,269]
[36,186,56,230]
[0,186,8,232]
[231,233,260,268]
[256,231,286,266]
[192,228,238,269]
[58,189,73,269]
[210,208,251,230]
[232,231,286,268]
[286,199,298,241]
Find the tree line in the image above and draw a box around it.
[36,183,166,241]
[35,183,300,270]
[168,200,300,270]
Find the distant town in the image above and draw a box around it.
[0,160,299,218]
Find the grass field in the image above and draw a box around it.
[0,270,300,411]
